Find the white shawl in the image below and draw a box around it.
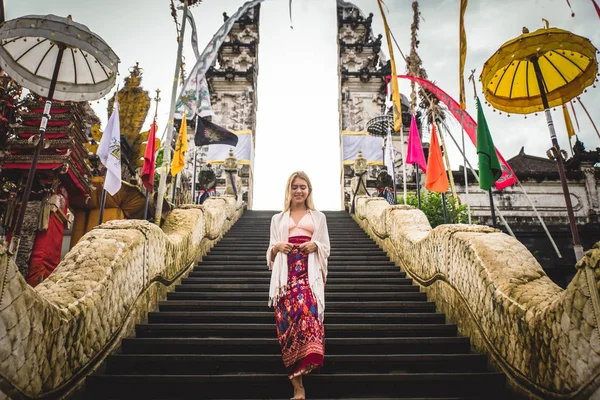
[266,210,330,322]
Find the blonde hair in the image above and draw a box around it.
[283,171,315,212]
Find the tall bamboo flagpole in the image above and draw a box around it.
[377,0,406,204]
[155,1,189,224]
[143,89,161,220]
[459,0,471,224]
[98,86,120,225]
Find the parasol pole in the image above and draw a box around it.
[155,0,189,224]
[531,56,583,261]
[8,45,65,258]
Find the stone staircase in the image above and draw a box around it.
[86,210,508,399]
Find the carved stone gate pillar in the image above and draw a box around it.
[581,161,599,222]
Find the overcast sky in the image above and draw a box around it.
[5,0,600,211]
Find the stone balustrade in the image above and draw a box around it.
[353,196,600,400]
[0,196,243,399]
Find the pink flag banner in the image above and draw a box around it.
[389,74,518,190]
[406,114,427,173]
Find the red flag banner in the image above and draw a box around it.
[388,74,518,190]
[141,120,157,192]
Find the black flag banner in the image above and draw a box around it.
[195,117,238,147]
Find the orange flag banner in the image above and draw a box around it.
[425,125,449,193]
[377,0,403,132]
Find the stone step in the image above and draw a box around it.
[106,353,486,375]
[187,270,404,278]
[157,300,437,313]
[135,323,456,338]
[121,337,472,355]
[147,311,444,324]
[174,283,418,292]
[166,291,428,301]
[175,282,419,293]
[86,372,506,399]
[85,211,509,399]
[181,276,411,284]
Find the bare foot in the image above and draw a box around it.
[291,386,305,400]
[290,376,305,400]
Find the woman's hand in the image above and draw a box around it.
[275,242,294,255]
[298,241,317,254]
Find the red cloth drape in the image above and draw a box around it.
[26,213,64,287]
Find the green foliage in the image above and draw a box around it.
[403,191,470,228]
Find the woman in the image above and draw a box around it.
[267,171,330,400]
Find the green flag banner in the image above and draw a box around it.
[476,97,502,190]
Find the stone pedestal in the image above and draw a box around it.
[223,149,241,199]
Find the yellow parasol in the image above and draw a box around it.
[481,27,598,114]
[480,24,599,261]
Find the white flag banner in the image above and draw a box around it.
[342,132,383,164]
[207,131,251,163]
[97,101,122,195]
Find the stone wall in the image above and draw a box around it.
[0,196,243,399]
[353,196,600,399]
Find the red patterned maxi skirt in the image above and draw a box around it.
[274,235,325,378]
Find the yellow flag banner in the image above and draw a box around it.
[377,0,403,132]
[459,0,468,110]
[170,114,189,176]
[562,104,576,139]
